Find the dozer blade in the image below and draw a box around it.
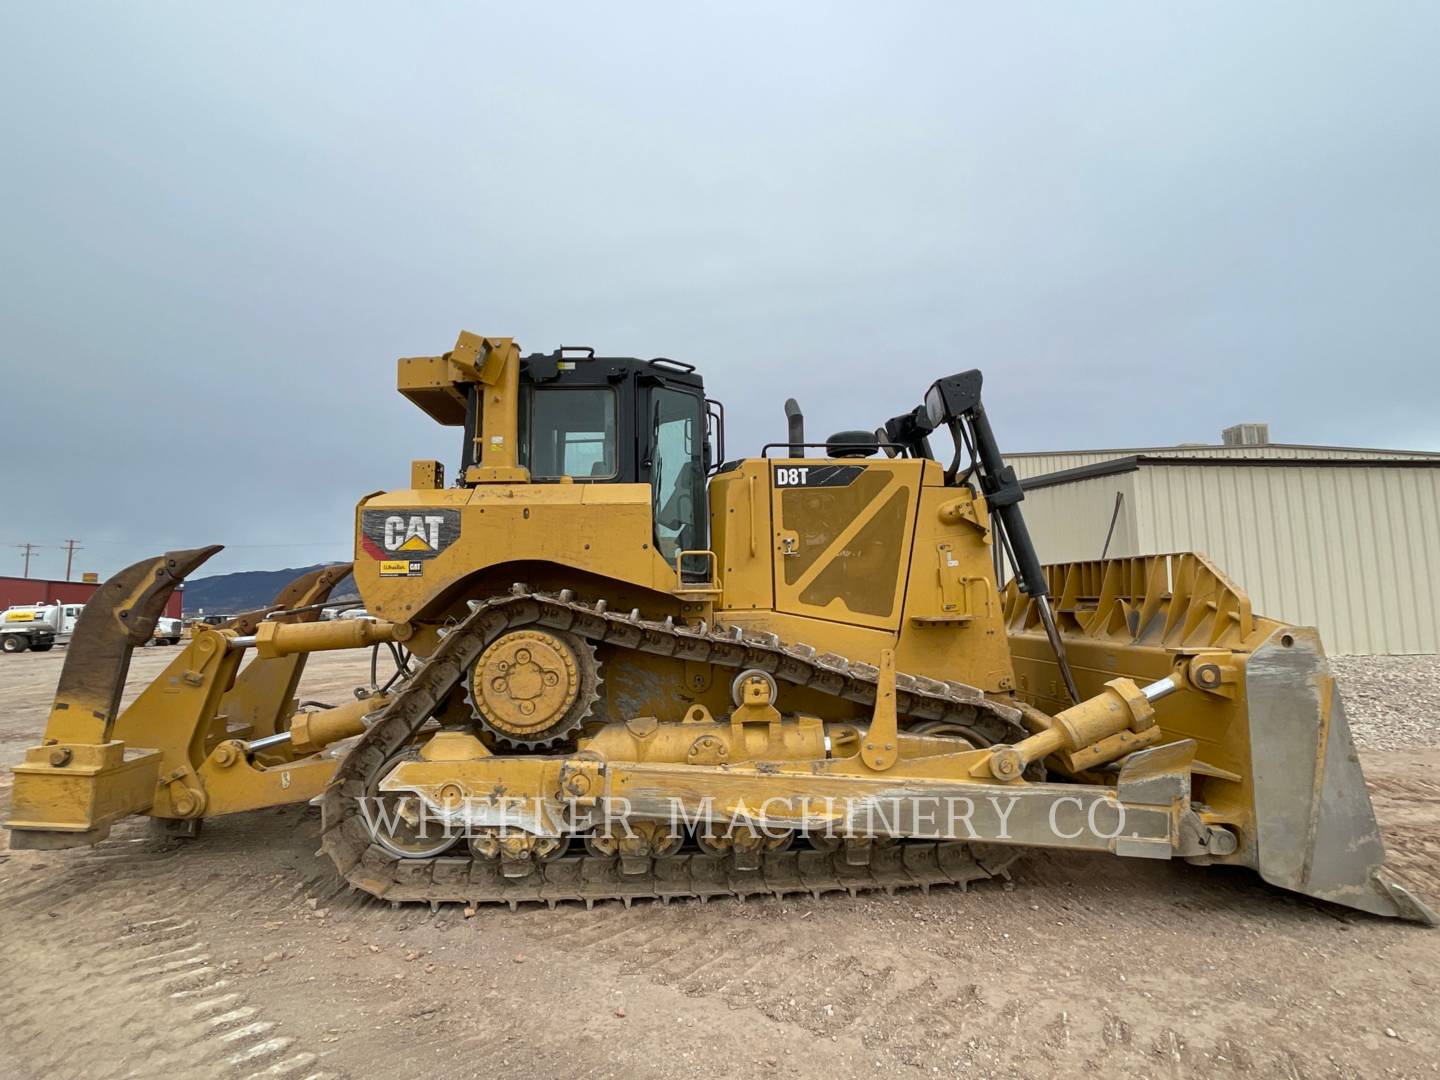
[1005,552,1436,925]
[1245,626,1434,923]
[47,546,222,745]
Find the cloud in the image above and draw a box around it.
[3,2,1437,578]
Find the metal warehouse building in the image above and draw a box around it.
[1006,428,1440,655]
[0,576,185,620]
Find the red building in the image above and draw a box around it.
[0,576,184,619]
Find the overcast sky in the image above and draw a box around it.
[3,4,1438,581]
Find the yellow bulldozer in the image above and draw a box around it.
[6,332,1433,922]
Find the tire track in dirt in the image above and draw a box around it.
[0,811,345,1080]
[0,908,336,1080]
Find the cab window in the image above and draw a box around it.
[520,388,617,479]
[650,388,705,562]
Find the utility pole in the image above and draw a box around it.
[62,539,83,581]
[17,543,39,578]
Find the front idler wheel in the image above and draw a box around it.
[364,751,461,859]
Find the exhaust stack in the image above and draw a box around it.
[784,398,805,456]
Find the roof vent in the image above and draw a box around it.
[1222,423,1270,447]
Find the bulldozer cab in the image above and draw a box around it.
[509,351,714,562]
[404,336,719,566]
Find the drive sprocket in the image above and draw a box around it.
[465,628,600,748]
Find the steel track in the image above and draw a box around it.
[319,590,1030,906]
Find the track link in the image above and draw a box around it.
[319,591,1031,906]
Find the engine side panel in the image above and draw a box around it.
[354,483,680,622]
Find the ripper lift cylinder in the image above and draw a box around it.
[231,618,412,658]
[246,694,393,755]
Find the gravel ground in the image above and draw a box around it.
[1331,654,1440,752]
[1,648,1438,1079]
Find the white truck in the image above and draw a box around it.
[0,603,83,654]
[0,604,182,652]
[151,617,184,646]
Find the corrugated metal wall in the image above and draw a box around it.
[1131,464,1440,654]
[1006,444,1440,481]
[0,577,185,619]
[1019,472,1140,568]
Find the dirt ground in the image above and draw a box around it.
[0,647,1436,1080]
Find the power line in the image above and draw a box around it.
[67,539,345,550]
[0,537,346,550]
[62,539,82,581]
[15,543,39,578]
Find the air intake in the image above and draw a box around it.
[1222,423,1270,447]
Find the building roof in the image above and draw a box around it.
[1004,441,1440,482]
[1008,441,1440,461]
[1021,453,1440,491]
[0,575,100,588]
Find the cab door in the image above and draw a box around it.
[770,459,920,630]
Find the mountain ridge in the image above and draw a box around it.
[181,562,358,616]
